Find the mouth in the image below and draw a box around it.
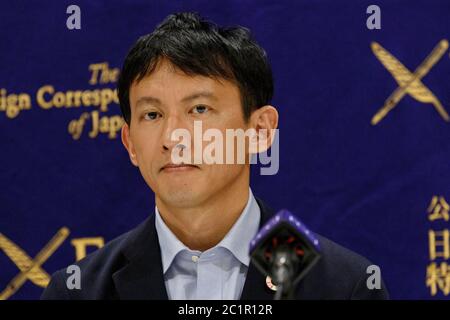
[160,163,199,173]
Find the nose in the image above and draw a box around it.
[161,113,189,152]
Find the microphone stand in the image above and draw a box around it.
[271,245,299,300]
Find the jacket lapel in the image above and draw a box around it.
[112,215,168,299]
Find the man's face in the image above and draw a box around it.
[123,59,251,208]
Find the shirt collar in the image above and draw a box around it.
[154,188,261,274]
[155,206,190,274]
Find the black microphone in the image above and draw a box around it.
[249,209,321,300]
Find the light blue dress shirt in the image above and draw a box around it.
[154,188,261,300]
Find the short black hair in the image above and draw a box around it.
[117,12,274,125]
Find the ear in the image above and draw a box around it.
[249,105,279,153]
[121,123,139,167]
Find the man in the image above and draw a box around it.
[41,12,388,300]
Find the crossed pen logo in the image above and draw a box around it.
[371,39,449,125]
[0,227,70,300]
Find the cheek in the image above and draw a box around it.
[133,135,159,172]
[135,149,160,192]
[207,163,246,183]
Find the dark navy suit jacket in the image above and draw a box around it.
[41,197,389,300]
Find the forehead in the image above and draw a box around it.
[129,59,240,107]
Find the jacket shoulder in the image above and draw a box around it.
[297,234,389,300]
[41,217,151,300]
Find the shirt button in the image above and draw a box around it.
[191,255,199,263]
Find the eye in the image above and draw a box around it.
[191,105,209,114]
[143,111,161,121]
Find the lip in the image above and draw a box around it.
[160,163,199,173]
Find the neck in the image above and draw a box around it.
[155,173,250,251]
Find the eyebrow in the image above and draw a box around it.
[135,96,161,109]
[135,91,218,109]
[181,91,218,103]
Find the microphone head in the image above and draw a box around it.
[249,209,321,287]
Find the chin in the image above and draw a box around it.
[159,187,203,207]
